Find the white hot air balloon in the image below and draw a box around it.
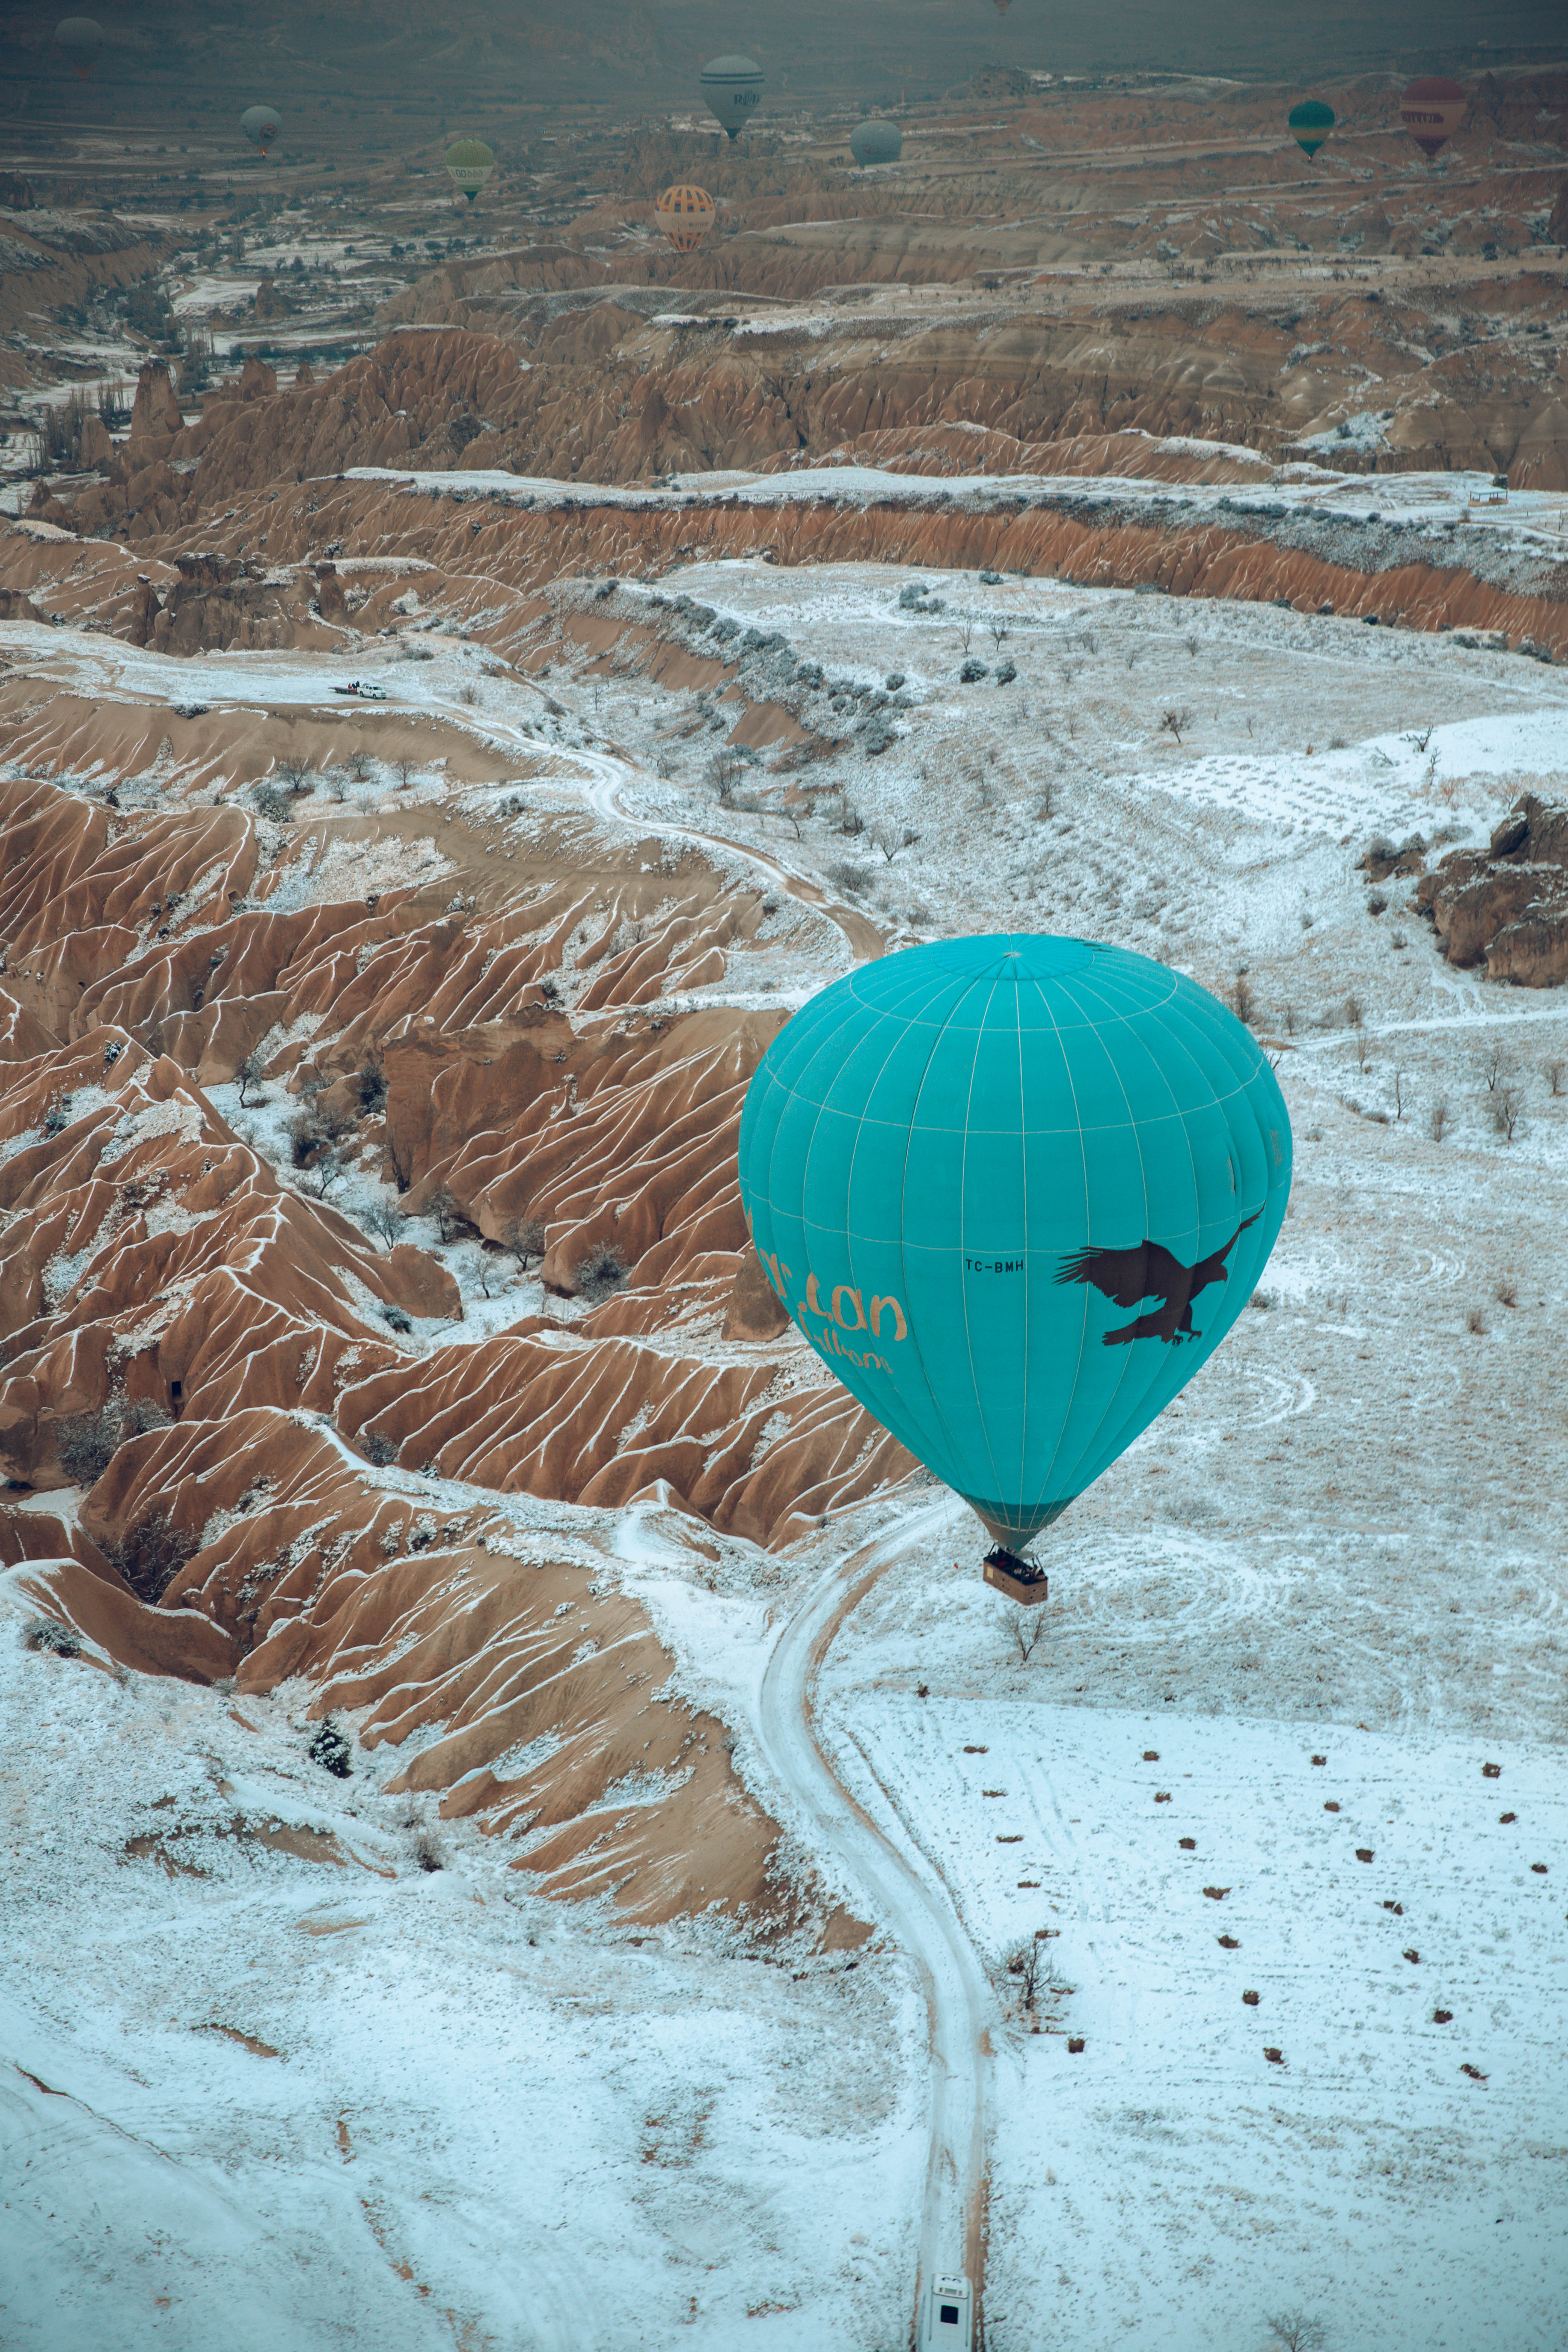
[700,54,764,141]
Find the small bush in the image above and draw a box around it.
[26,1619,83,1658]
[959,657,989,684]
[1495,1278,1517,1308]
[362,1431,398,1465]
[1430,1096,1451,1142]
[307,1720,352,1778]
[357,1055,387,1116]
[576,1244,626,1303]
[1466,1306,1487,1336]
[253,782,294,824]
[825,859,873,896]
[380,1304,413,1334]
[55,1406,121,1486]
[107,1510,197,1605]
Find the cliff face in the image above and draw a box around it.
[0,760,904,1926]
[1417,796,1568,986]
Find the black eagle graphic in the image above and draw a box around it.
[1054,1212,1262,1346]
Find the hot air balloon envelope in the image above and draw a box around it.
[738,935,1291,1553]
[700,54,764,140]
[445,139,495,202]
[1400,76,1465,159]
[54,15,103,77]
[241,105,282,153]
[655,184,716,252]
[1287,99,1335,159]
[850,118,903,167]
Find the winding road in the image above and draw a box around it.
[749,1505,997,2347]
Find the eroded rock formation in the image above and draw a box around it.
[1418,796,1568,986]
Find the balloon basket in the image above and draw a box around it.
[982,1548,1048,1606]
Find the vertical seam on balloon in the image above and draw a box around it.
[1026,966,1090,1540]
[1035,965,1170,1516]
[848,983,958,1484]
[1012,948,1028,1536]
[956,968,1010,1533]
[901,966,1001,1513]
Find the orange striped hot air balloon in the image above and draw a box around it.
[655,184,716,253]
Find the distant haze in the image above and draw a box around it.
[3,0,1566,125]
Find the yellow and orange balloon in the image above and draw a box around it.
[655,184,716,253]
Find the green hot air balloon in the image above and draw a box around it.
[445,139,495,203]
[55,16,103,79]
[700,54,764,141]
[850,118,903,167]
[241,105,282,157]
[738,935,1291,1592]
[1288,98,1335,160]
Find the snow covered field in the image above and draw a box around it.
[4,550,1568,2349]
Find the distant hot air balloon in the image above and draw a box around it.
[1400,76,1466,160]
[738,936,1291,1592]
[1287,99,1335,160]
[655,184,716,252]
[445,139,495,203]
[700,55,764,141]
[54,16,103,79]
[850,118,903,167]
[241,105,282,158]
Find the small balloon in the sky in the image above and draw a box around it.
[700,55,764,141]
[738,935,1291,1596]
[1400,76,1465,159]
[655,184,716,251]
[445,140,495,204]
[850,118,902,167]
[1287,99,1335,160]
[54,16,103,79]
[241,105,282,158]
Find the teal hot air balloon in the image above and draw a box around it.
[850,117,903,167]
[738,935,1291,1592]
[1287,98,1335,160]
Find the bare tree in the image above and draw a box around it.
[1013,1613,1046,1664]
[1430,1096,1451,1142]
[1482,1042,1507,1093]
[1547,1057,1566,1098]
[392,756,418,790]
[1393,1067,1408,1122]
[237,1049,267,1106]
[958,619,975,655]
[1265,2316,1326,2352]
[873,824,919,864]
[1491,1086,1522,1142]
[429,1184,465,1243]
[1161,707,1193,745]
[1232,972,1254,1026]
[361,1202,401,1247]
[989,619,1010,656]
[275,756,312,796]
[348,750,376,784]
[508,1216,547,1271]
[1006,1938,1044,2009]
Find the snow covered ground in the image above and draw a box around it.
[4,548,1568,2348]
